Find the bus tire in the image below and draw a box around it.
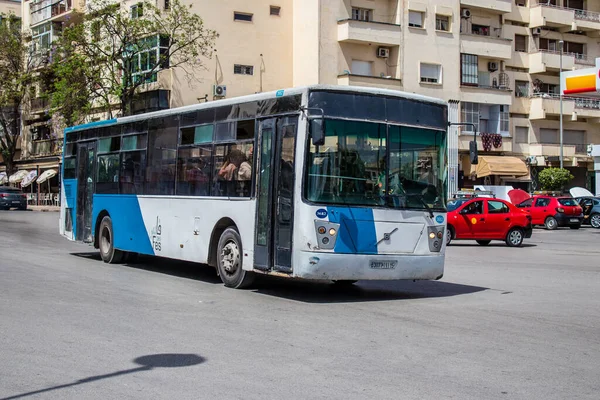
[98,216,125,264]
[217,227,254,289]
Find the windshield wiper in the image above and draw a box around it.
[404,193,434,219]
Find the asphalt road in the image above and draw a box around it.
[1,210,599,400]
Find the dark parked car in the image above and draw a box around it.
[575,197,600,229]
[0,186,27,210]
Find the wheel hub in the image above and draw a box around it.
[221,241,240,274]
[100,227,111,253]
[510,231,522,245]
[591,215,600,228]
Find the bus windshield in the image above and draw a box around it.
[305,119,447,211]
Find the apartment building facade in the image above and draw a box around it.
[15,0,600,194]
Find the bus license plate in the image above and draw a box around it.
[370,260,397,270]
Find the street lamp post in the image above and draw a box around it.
[559,40,564,169]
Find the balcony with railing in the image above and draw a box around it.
[30,0,83,26]
[337,19,402,47]
[460,31,513,60]
[529,49,577,74]
[29,138,62,157]
[530,92,600,120]
[531,1,600,31]
[460,0,512,14]
[337,72,402,90]
[529,143,576,158]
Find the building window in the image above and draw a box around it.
[351,60,373,76]
[352,7,373,22]
[234,12,253,22]
[515,126,529,144]
[270,6,281,16]
[31,22,61,54]
[234,64,254,75]
[540,128,558,144]
[409,11,424,28]
[515,0,527,6]
[500,105,509,133]
[131,3,143,19]
[515,34,527,52]
[164,0,170,10]
[420,63,442,84]
[461,54,478,86]
[461,102,480,133]
[472,24,490,36]
[515,80,529,97]
[435,15,450,31]
[129,35,170,84]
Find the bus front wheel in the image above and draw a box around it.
[99,216,125,264]
[217,227,254,289]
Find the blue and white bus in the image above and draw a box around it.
[60,85,449,288]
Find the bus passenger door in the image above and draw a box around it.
[254,117,298,273]
[75,141,96,243]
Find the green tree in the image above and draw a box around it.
[538,168,574,191]
[0,13,32,176]
[51,0,218,120]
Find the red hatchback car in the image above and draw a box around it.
[514,196,583,230]
[446,198,533,247]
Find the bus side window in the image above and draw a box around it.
[146,116,178,195]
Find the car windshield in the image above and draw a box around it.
[447,198,469,211]
[558,198,578,206]
[305,119,447,211]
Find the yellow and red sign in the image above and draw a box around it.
[563,74,596,95]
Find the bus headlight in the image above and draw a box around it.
[427,226,444,253]
[314,220,340,250]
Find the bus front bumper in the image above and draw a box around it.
[293,251,445,281]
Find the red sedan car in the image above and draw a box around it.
[514,196,583,230]
[446,197,533,247]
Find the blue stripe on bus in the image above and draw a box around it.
[327,207,378,254]
[92,195,154,255]
[63,179,78,236]
[64,118,118,133]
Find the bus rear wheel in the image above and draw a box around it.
[99,216,125,264]
[217,227,254,289]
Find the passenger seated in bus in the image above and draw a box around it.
[237,146,253,181]
[218,149,247,196]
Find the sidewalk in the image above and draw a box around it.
[28,205,60,212]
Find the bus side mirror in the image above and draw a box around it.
[310,118,326,146]
[469,141,478,165]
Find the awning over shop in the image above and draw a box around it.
[470,156,529,178]
[21,171,38,188]
[8,170,29,184]
[37,169,57,184]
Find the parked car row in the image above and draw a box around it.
[446,189,598,248]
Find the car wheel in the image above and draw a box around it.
[476,240,491,246]
[98,216,125,264]
[544,216,558,230]
[506,228,524,247]
[591,213,600,229]
[217,227,254,289]
[446,226,454,246]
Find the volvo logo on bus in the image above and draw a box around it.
[316,209,328,219]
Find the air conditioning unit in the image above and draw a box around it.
[377,47,390,58]
[488,61,499,72]
[213,85,227,97]
[532,27,542,35]
[526,155,538,166]
[461,9,471,18]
